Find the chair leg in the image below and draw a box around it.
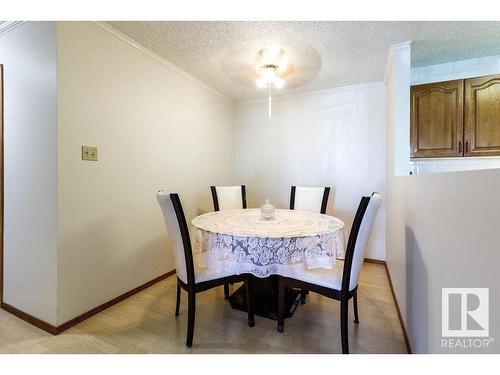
[245,278,255,327]
[186,291,196,347]
[340,299,349,354]
[224,283,230,299]
[353,290,359,324]
[277,278,285,332]
[175,282,181,316]
[300,289,307,304]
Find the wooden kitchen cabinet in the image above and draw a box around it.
[411,74,500,158]
[464,74,500,157]
[410,80,464,158]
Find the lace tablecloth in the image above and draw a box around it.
[192,209,345,278]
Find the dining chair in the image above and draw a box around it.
[289,186,330,214]
[210,185,247,298]
[277,193,382,354]
[157,191,255,347]
[210,185,247,211]
[289,185,331,303]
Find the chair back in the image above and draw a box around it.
[342,193,382,292]
[156,191,195,285]
[211,185,247,211]
[290,186,330,214]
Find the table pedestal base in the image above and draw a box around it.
[228,276,301,320]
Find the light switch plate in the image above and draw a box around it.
[82,145,98,161]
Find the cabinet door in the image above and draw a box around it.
[465,75,500,157]
[411,80,464,158]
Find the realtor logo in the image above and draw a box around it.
[442,288,489,337]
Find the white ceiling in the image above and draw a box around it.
[106,21,500,102]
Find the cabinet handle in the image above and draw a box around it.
[466,141,470,153]
[459,141,463,153]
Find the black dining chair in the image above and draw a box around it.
[210,185,247,299]
[277,193,382,354]
[289,186,330,214]
[289,185,331,303]
[210,185,247,211]
[157,191,255,347]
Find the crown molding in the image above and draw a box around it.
[236,81,385,106]
[86,22,233,105]
[0,21,26,37]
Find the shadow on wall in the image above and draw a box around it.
[406,226,429,353]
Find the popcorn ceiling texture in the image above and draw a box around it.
[106,21,500,102]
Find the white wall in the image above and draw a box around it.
[411,54,500,85]
[387,170,500,353]
[385,41,411,349]
[386,43,411,178]
[56,22,235,324]
[410,157,500,176]
[386,43,500,353]
[234,83,386,260]
[0,22,58,325]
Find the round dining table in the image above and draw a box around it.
[192,208,345,320]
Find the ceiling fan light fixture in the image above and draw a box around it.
[255,46,288,118]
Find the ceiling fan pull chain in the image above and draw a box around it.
[268,84,272,118]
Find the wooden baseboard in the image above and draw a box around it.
[382,262,412,354]
[1,302,58,334]
[363,257,386,265]
[362,257,412,354]
[1,269,176,335]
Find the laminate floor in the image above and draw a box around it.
[0,263,408,354]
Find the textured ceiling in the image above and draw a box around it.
[106,21,500,102]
